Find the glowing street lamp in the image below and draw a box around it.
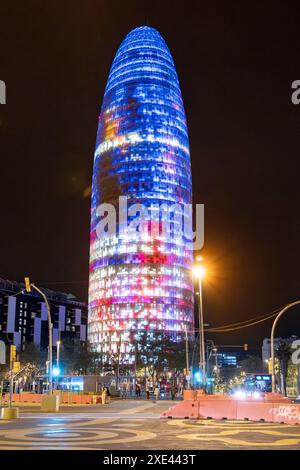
[193,265,206,281]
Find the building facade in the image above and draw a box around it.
[88,26,194,361]
[0,278,87,351]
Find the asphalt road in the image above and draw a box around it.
[1,399,300,450]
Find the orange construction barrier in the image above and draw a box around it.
[71,395,82,404]
[237,401,273,422]
[80,395,93,404]
[161,394,300,425]
[4,393,20,403]
[199,398,237,420]
[161,399,199,419]
[272,403,300,425]
[183,390,196,400]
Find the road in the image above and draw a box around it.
[1,399,300,450]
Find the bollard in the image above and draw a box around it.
[1,407,19,419]
[40,395,60,412]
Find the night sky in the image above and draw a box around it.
[1,1,300,348]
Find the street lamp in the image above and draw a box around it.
[57,340,61,371]
[271,300,300,394]
[192,262,206,390]
[24,279,53,395]
[56,340,61,389]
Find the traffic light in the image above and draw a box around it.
[244,343,248,351]
[24,277,31,293]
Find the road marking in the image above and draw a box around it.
[0,417,156,449]
[119,402,157,415]
[167,419,300,448]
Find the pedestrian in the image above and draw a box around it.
[171,385,176,401]
[102,386,107,405]
[106,386,111,404]
[146,388,150,400]
[121,383,127,400]
[154,385,159,401]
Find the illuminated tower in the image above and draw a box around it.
[88,26,193,362]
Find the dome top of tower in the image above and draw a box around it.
[104,25,180,95]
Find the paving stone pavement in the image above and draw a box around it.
[1,400,300,450]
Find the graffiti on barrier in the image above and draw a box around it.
[272,405,300,421]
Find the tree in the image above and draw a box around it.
[277,341,292,396]
[131,331,190,384]
[73,342,102,375]
[19,343,47,369]
[239,355,263,374]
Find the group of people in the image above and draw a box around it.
[119,382,177,401]
[101,382,178,403]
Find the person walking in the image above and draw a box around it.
[136,383,141,398]
[121,383,127,400]
[171,385,176,401]
[102,386,107,405]
[106,386,111,404]
[154,385,159,401]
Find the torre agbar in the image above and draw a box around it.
[88,26,194,362]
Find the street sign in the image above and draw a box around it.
[10,345,16,362]
[13,361,20,373]
[0,340,5,364]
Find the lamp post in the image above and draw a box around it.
[271,300,300,394]
[193,262,206,390]
[30,283,53,395]
[56,340,61,389]
[184,325,190,389]
[57,340,61,371]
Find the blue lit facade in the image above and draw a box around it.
[88,26,194,361]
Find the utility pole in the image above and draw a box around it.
[24,278,53,394]
[184,325,190,389]
[9,345,16,408]
[198,276,206,388]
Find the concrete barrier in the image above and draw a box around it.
[40,395,60,412]
[161,399,199,419]
[199,399,238,420]
[183,390,196,400]
[19,393,42,403]
[272,403,300,425]
[3,392,102,406]
[236,401,273,422]
[80,395,93,404]
[161,395,300,425]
